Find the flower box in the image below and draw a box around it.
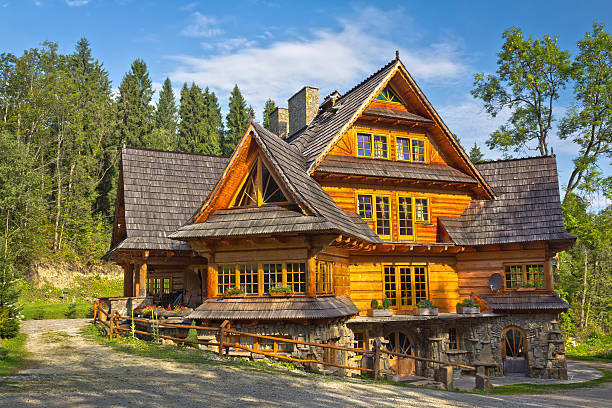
[269,292,294,297]
[516,287,537,292]
[367,308,393,317]
[456,306,480,314]
[414,307,438,316]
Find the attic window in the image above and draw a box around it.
[234,157,288,207]
[375,85,401,103]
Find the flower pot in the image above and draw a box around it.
[367,309,394,317]
[414,307,438,316]
[456,306,480,314]
[269,292,293,297]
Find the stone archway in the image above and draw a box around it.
[501,326,529,375]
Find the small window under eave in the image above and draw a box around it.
[375,85,401,103]
[233,157,288,207]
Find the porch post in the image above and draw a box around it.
[307,256,317,298]
[137,263,147,297]
[123,263,134,297]
[544,256,553,292]
[207,253,217,298]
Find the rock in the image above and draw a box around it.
[475,373,492,392]
[161,339,175,346]
[434,366,453,390]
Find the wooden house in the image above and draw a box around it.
[106,55,574,379]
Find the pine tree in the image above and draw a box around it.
[147,77,178,150]
[469,142,485,163]
[177,83,205,153]
[224,84,250,156]
[116,59,154,148]
[200,87,222,155]
[263,99,276,129]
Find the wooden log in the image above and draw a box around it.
[123,264,134,297]
[207,254,217,298]
[307,256,317,297]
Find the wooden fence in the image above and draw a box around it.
[93,303,474,380]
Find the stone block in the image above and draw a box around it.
[475,374,492,392]
[434,366,454,390]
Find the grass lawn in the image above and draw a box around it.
[566,333,612,362]
[21,302,92,320]
[480,370,612,395]
[0,334,28,376]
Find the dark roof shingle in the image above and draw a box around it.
[478,292,570,313]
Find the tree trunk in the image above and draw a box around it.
[580,247,588,330]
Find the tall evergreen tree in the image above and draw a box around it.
[177,83,205,153]
[116,59,154,148]
[469,142,485,163]
[224,84,250,156]
[200,87,222,155]
[147,77,178,150]
[263,99,276,129]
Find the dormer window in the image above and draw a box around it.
[375,85,401,103]
[234,157,288,207]
[357,132,388,158]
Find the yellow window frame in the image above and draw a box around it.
[355,191,392,241]
[382,263,429,310]
[414,197,431,224]
[316,260,334,295]
[504,263,546,290]
[217,261,307,296]
[396,195,416,242]
[230,156,290,207]
[354,129,390,160]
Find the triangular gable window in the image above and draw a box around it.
[375,85,401,103]
[234,157,287,207]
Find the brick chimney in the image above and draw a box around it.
[269,107,289,138]
[288,86,319,137]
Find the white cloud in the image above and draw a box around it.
[179,2,198,11]
[181,11,223,38]
[65,0,89,6]
[201,37,257,53]
[168,7,468,122]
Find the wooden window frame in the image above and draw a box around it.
[356,192,392,241]
[217,261,308,297]
[147,275,173,297]
[286,262,306,294]
[382,263,429,310]
[231,156,290,208]
[372,134,388,159]
[410,137,427,163]
[375,85,402,104]
[357,194,373,220]
[448,327,459,350]
[414,197,431,224]
[316,260,334,295]
[353,330,368,350]
[355,130,389,160]
[356,132,372,157]
[504,263,546,290]
[396,137,411,161]
[397,195,415,242]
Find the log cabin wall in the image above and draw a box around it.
[456,245,547,296]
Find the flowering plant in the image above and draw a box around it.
[268,285,294,295]
[222,286,244,297]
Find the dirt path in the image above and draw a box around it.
[1,319,611,408]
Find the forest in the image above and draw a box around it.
[0,24,610,350]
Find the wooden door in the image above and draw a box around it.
[385,329,415,376]
[502,326,528,375]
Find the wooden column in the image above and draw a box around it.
[134,263,147,297]
[307,256,317,298]
[207,254,217,298]
[123,263,134,297]
[544,256,554,292]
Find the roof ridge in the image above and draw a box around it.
[337,58,397,101]
[124,145,228,159]
[476,155,556,165]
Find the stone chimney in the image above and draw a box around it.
[269,107,289,138]
[288,86,319,137]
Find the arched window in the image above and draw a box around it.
[501,326,527,358]
[234,157,287,207]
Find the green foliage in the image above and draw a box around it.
[566,332,612,361]
[468,142,485,163]
[263,99,276,129]
[224,84,250,156]
[457,298,479,308]
[185,320,199,348]
[177,83,223,155]
[472,27,571,156]
[0,333,27,375]
[152,77,178,150]
[416,299,434,309]
[268,285,293,294]
[381,298,391,309]
[370,299,379,309]
[116,58,154,148]
[64,303,77,319]
[21,302,91,320]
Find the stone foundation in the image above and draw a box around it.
[101,296,152,317]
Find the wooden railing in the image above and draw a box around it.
[92,303,474,380]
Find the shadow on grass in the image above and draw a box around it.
[0,334,28,376]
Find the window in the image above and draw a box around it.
[414,198,430,223]
[286,263,306,294]
[262,263,282,293]
[375,85,401,103]
[397,196,414,240]
[147,277,171,296]
[375,196,391,237]
[358,195,373,219]
[448,327,459,350]
[218,264,237,295]
[234,157,287,207]
[240,264,259,295]
[505,264,545,290]
[383,265,429,309]
[373,135,388,158]
[354,331,368,350]
[396,137,411,161]
[217,262,307,296]
[316,261,333,294]
[357,133,372,157]
[412,139,425,162]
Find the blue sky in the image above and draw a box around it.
[1,0,610,205]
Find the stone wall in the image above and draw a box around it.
[102,296,152,317]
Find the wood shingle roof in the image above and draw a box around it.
[438,156,575,246]
[477,292,570,313]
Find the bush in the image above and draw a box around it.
[184,321,199,348]
[64,303,77,319]
[370,299,379,309]
[457,298,479,308]
[416,299,434,309]
[31,309,45,320]
[0,307,20,338]
[382,298,391,309]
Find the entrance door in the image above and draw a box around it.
[502,326,528,375]
[385,329,416,376]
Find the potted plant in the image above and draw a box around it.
[414,299,438,316]
[221,286,245,298]
[456,298,481,314]
[367,298,394,317]
[516,281,537,291]
[268,284,294,297]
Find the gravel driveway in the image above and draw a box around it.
[0,319,610,408]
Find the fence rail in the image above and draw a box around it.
[92,303,474,380]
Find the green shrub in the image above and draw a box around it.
[416,299,434,309]
[370,299,379,309]
[184,321,199,348]
[64,303,77,319]
[457,298,479,308]
[0,307,20,338]
[31,309,46,320]
[382,298,391,309]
